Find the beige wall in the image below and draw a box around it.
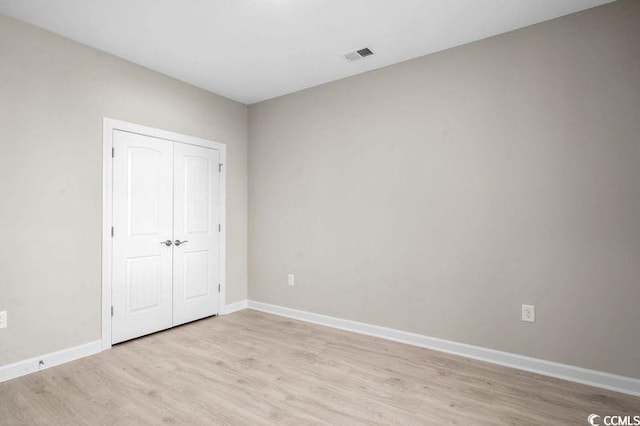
[0,14,247,365]
[248,0,640,378]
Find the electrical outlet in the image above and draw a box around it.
[288,274,295,286]
[0,311,7,329]
[522,304,535,322]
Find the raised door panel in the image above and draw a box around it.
[183,251,209,300]
[184,156,211,234]
[111,130,174,344]
[128,148,161,236]
[127,255,161,312]
[173,142,220,325]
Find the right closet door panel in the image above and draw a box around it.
[172,142,221,325]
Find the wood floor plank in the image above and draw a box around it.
[1,310,638,425]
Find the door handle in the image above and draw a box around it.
[174,239,189,246]
[160,240,173,247]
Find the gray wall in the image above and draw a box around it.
[248,0,640,378]
[0,14,247,366]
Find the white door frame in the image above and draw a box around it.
[101,117,227,350]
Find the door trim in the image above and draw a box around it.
[101,117,227,350]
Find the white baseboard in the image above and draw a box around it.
[4,304,638,397]
[0,340,102,383]
[247,300,640,397]
[223,299,248,314]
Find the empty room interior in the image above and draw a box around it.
[1,0,640,424]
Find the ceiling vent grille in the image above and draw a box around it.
[343,47,374,62]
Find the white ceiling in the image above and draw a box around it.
[0,0,614,104]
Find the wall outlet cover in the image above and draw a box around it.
[288,274,295,286]
[522,304,535,322]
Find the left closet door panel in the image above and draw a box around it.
[112,131,174,344]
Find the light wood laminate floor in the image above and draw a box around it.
[1,309,638,425]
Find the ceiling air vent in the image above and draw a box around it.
[343,47,375,62]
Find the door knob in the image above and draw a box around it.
[174,239,189,246]
[160,240,173,247]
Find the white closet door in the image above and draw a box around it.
[111,131,174,344]
[172,142,221,325]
